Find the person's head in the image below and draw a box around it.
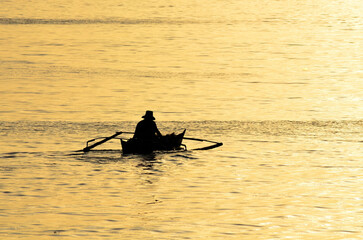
[142,110,155,120]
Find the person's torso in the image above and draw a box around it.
[135,120,157,140]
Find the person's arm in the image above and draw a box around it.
[156,128,162,137]
[154,122,162,137]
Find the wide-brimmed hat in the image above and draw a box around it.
[142,110,155,120]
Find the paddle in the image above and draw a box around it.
[80,131,124,152]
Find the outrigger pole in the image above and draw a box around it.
[78,131,133,153]
[183,137,223,151]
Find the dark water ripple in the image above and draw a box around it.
[0,17,208,25]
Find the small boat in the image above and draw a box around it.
[121,129,186,154]
[78,129,222,153]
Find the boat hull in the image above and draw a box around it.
[121,130,186,154]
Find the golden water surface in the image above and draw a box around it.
[0,0,362,121]
[0,0,362,239]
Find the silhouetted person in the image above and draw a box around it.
[134,111,162,141]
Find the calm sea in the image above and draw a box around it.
[0,0,362,239]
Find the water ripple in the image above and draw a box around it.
[0,17,207,25]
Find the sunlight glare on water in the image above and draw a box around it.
[0,0,362,239]
[0,121,362,239]
[0,0,362,121]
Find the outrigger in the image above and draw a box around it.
[77,130,222,154]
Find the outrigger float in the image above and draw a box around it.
[77,130,222,154]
